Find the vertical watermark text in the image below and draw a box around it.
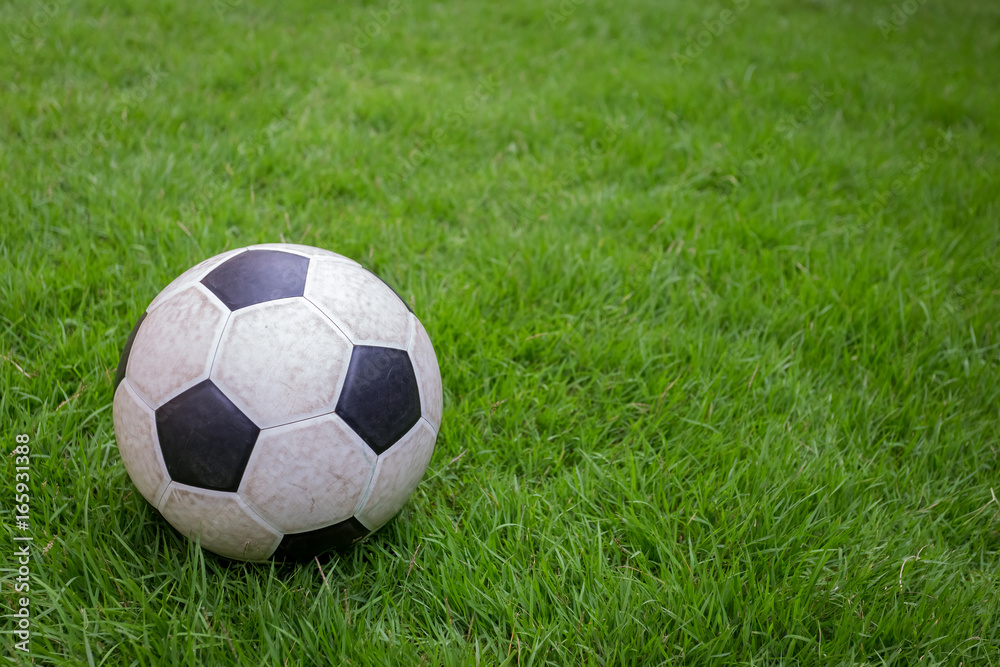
[10,434,32,653]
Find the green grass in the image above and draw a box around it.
[3,0,1000,663]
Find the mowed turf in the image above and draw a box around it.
[2,0,999,664]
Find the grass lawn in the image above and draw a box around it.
[3,0,999,663]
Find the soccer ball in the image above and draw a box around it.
[111,243,442,561]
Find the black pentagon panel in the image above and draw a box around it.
[364,267,413,313]
[272,516,369,561]
[201,250,309,311]
[336,346,421,454]
[114,311,147,391]
[155,380,260,492]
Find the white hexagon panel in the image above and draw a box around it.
[124,283,230,408]
[304,257,412,348]
[408,315,444,432]
[355,419,438,531]
[239,413,376,534]
[112,243,444,561]
[158,483,282,561]
[211,298,353,429]
[112,381,170,508]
